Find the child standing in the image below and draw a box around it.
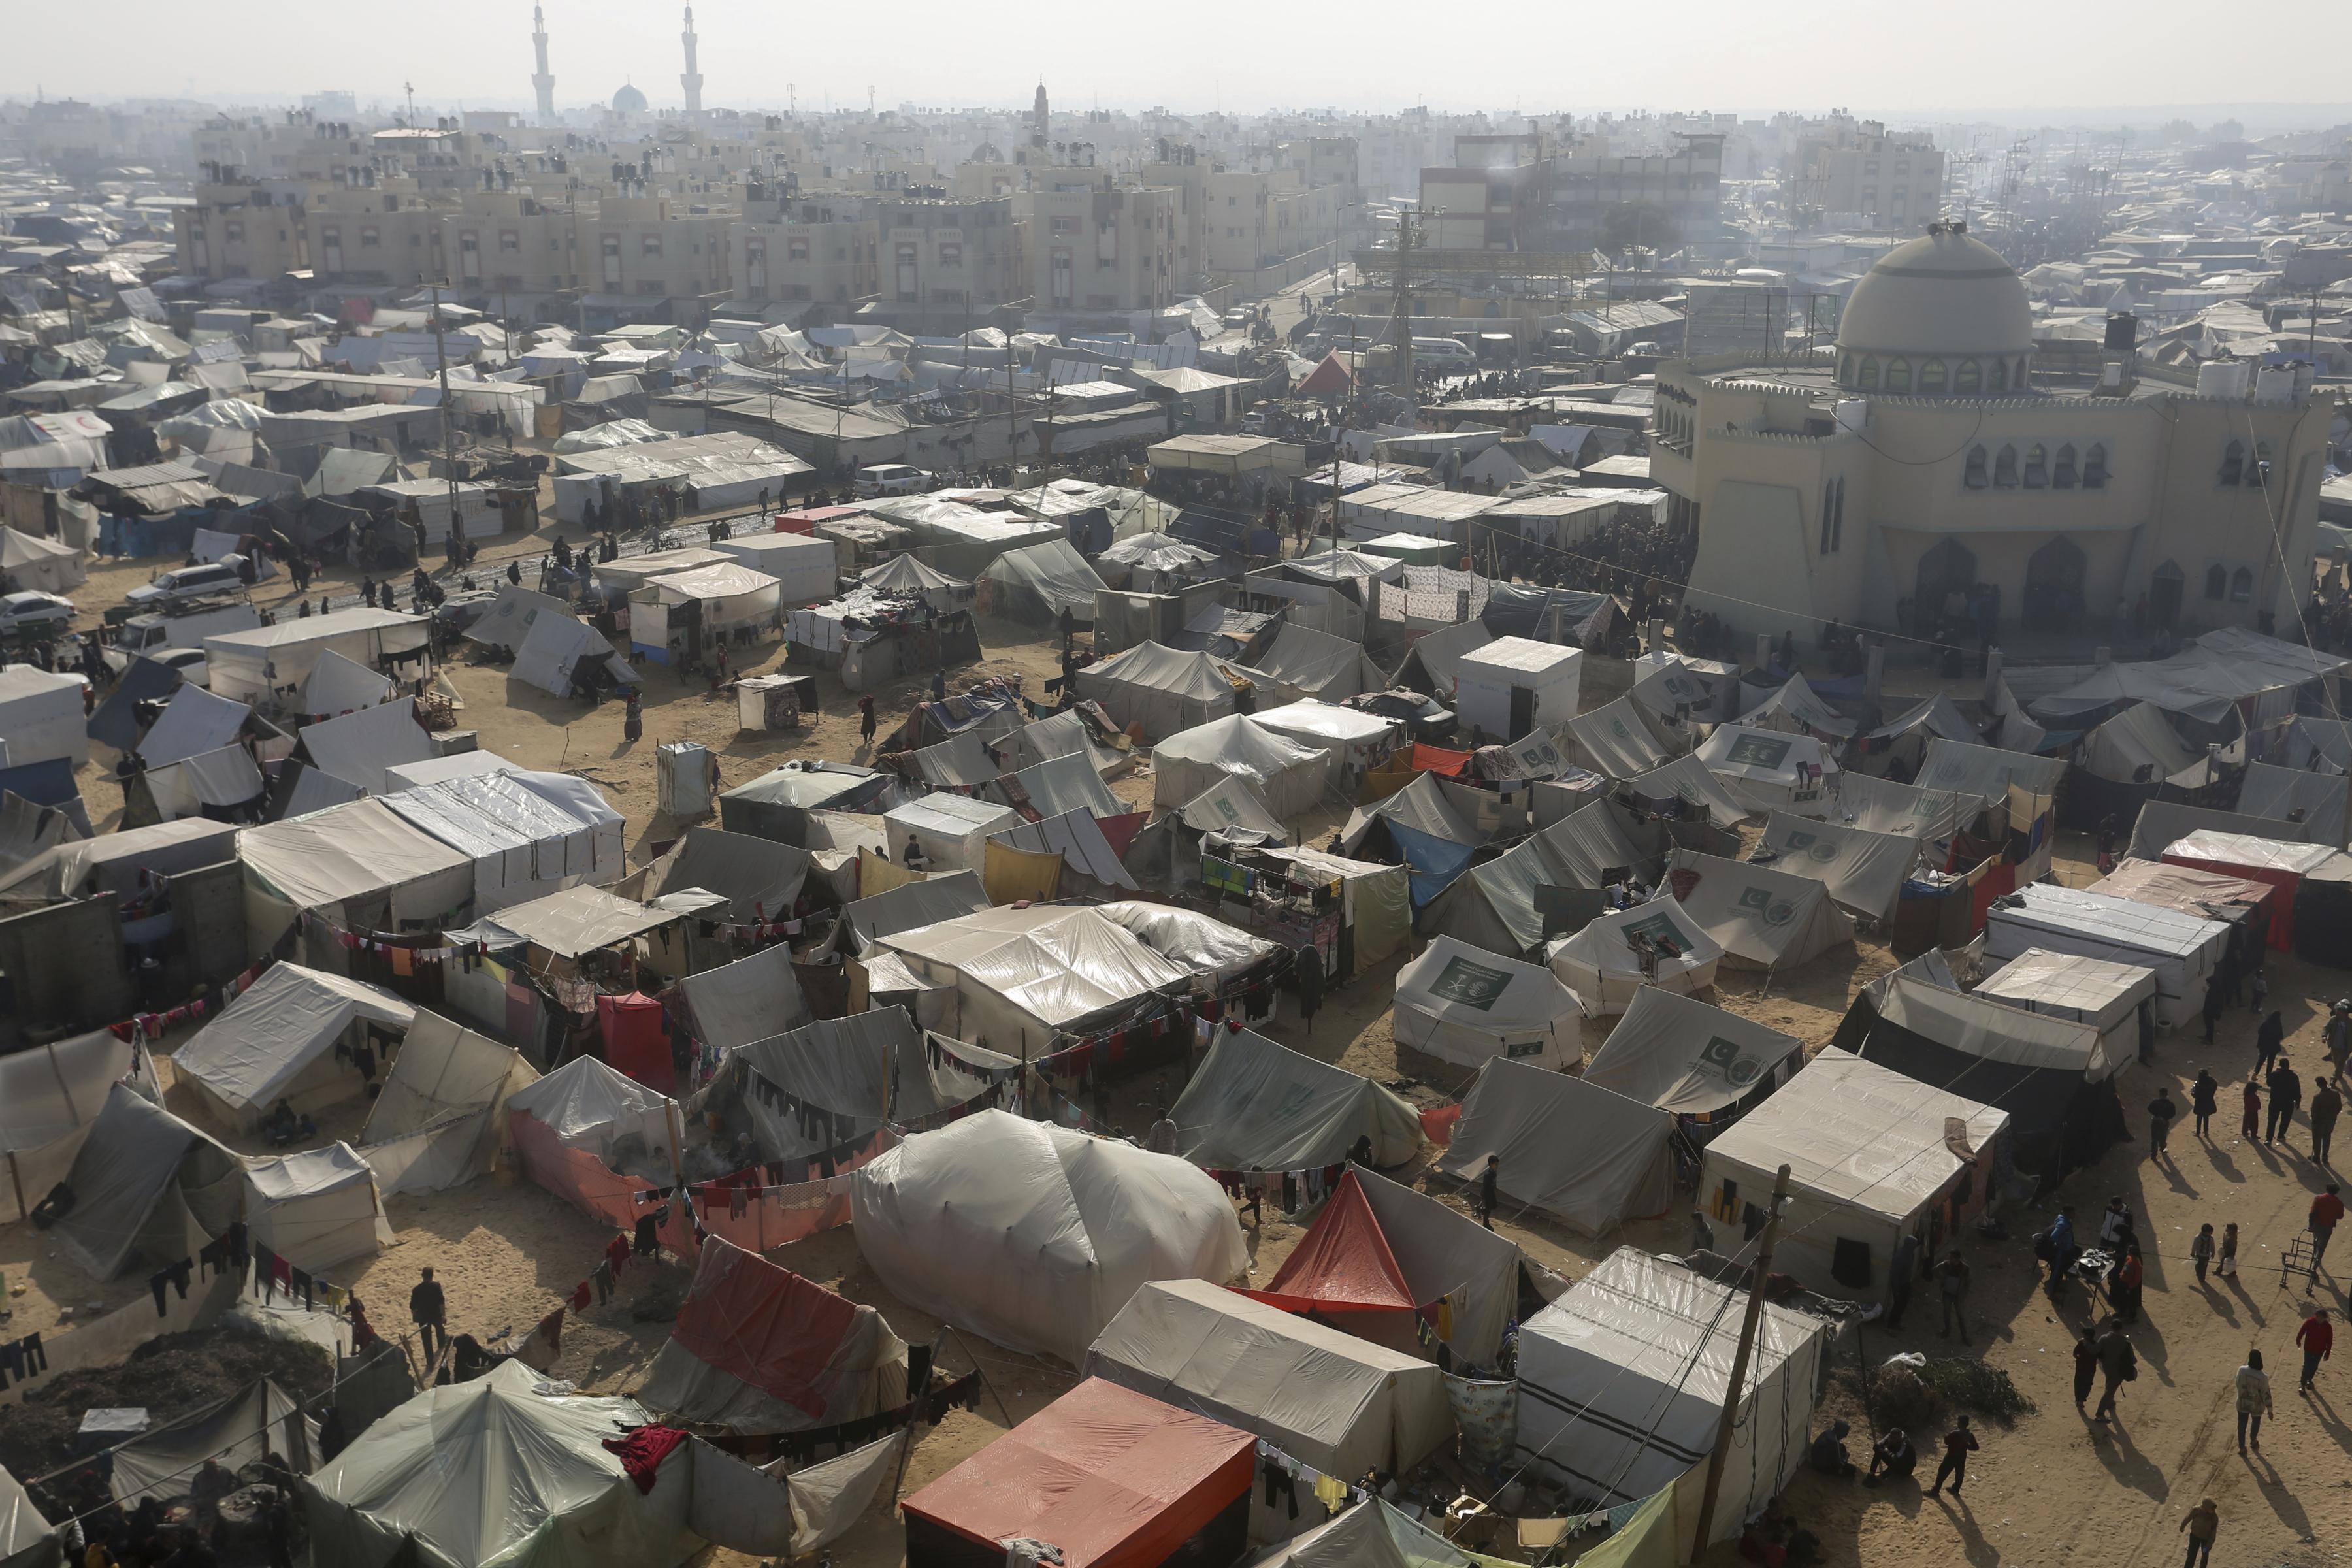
[2242,1079,2262,1141]
[2191,1223,2217,1286]
[2250,966,2268,1013]
[2219,1221,2240,1281]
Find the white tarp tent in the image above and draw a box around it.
[1580,987,1803,1115]
[242,1141,395,1271]
[0,667,88,768]
[0,1028,154,1226]
[851,1109,1249,1365]
[1965,952,2149,1075]
[679,943,813,1053]
[1699,1048,2008,1298]
[1151,715,1326,820]
[2080,702,2206,787]
[111,1379,316,1509]
[1515,1249,1826,1543]
[1916,737,2067,802]
[1752,811,1919,923]
[357,1009,538,1196]
[1252,622,1383,706]
[2235,760,2349,847]
[1830,769,1982,847]
[1564,695,1672,779]
[978,536,1108,622]
[1695,724,1836,818]
[1075,641,1266,741]
[238,797,476,944]
[302,650,395,719]
[1437,1058,1674,1234]
[1250,845,1411,965]
[1629,753,1750,831]
[51,1085,242,1281]
[1742,673,1855,738]
[172,963,415,1131]
[302,1361,703,1568]
[1392,936,1582,1068]
[137,685,252,768]
[0,1464,55,1568]
[514,610,638,700]
[1171,1028,1422,1170]
[300,696,433,794]
[1084,1279,1453,1489]
[1544,900,1724,1015]
[877,906,1224,1052]
[1249,700,1401,797]
[882,793,1023,873]
[0,527,84,593]
[1983,882,2226,1028]
[1663,849,1855,971]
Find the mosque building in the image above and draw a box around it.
[1660,221,2331,645]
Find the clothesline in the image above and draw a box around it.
[105,955,272,1043]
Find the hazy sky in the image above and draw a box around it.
[7,0,2348,125]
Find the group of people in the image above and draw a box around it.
[37,1446,301,1568]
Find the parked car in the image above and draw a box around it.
[853,464,934,498]
[1345,687,1458,743]
[125,562,246,609]
[139,647,211,688]
[0,590,76,635]
[1222,307,1254,330]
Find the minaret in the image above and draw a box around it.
[1032,82,1049,151]
[679,6,704,115]
[530,5,555,123]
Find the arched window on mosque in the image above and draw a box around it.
[1856,357,1880,391]
[2219,440,2244,485]
[1953,359,1982,394]
[2023,444,2049,488]
[2053,444,2079,489]
[2204,564,2227,600]
[1963,446,1989,489]
[2231,568,2254,603]
[2083,444,2108,489]
[1993,445,2019,487]
[1919,359,1948,394]
[1885,358,1912,393]
[1987,357,2008,393]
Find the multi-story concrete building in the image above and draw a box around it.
[1029,176,1177,314]
[1784,118,1946,233]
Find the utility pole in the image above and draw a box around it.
[1390,209,1415,399]
[428,280,461,571]
[1689,1163,1792,1560]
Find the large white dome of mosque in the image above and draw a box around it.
[1834,221,2033,395]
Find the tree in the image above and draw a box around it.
[1600,201,1682,258]
[2158,118,2197,144]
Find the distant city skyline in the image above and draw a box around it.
[5,0,2349,133]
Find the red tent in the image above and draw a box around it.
[1242,1169,1418,1316]
[2161,831,2342,951]
[1294,351,1354,399]
[597,992,672,1092]
[904,1378,1253,1568]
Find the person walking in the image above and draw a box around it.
[409,1267,446,1358]
[2112,1244,2146,1325]
[2267,1056,2302,1143]
[1935,1248,1971,1344]
[2044,1205,2080,1298]
[1477,1154,1500,1230]
[2202,981,2227,1045]
[2255,1009,2287,1076]
[2296,1308,2333,1392]
[2242,1077,2263,1141]
[1926,1416,1978,1499]
[2191,1223,2217,1287]
[2072,1328,2100,1413]
[2219,1221,2241,1281]
[2093,1320,2137,1421]
[2325,1000,2351,1083]
[2191,1069,2219,1139]
[2311,1184,2345,1269]
[2235,1351,2272,1452]
[2179,1498,2219,1568]
[2312,1080,2342,1166]
[2147,1087,2178,1161]
[857,694,877,746]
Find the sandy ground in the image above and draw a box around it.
[13,497,2351,1567]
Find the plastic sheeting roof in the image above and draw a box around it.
[902,1377,1253,1568]
[1084,1279,1452,1478]
[1170,1028,1421,1171]
[504,1056,673,1167]
[681,944,811,1053]
[2019,626,2349,723]
[2127,799,2313,861]
[1874,972,2115,1077]
[1744,673,1855,738]
[1830,769,1979,843]
[640,827,811,923]
[453,885,689,957]
[1704,1047,2008,1222]
[1564,695,1671,779]
[301,696,432,793]
[137,684,249,768]
[979,536,1108,619]
[1252,623,1379,706]
[172,962,414,1115]
[730,1007,1010,1160]
[2080,702,2204,786]
[1151,714,1326,820]
[853,1111,1250,1365]
[1629,753,1750,831]
[2234,761,2349,847]
[2091,856,2275,927]
[1916,737,2067,800]
[991,808,1138,890]
[1582,988,1803,1115]
[841,869,989,954]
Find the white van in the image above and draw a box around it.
[855,464,933,498]
[1409,336,1477,369]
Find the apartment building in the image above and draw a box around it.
[874,196,1022,310]
[1030,178,1177,314]
[1784,119,1945,232]
[1547,133,1725,246]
